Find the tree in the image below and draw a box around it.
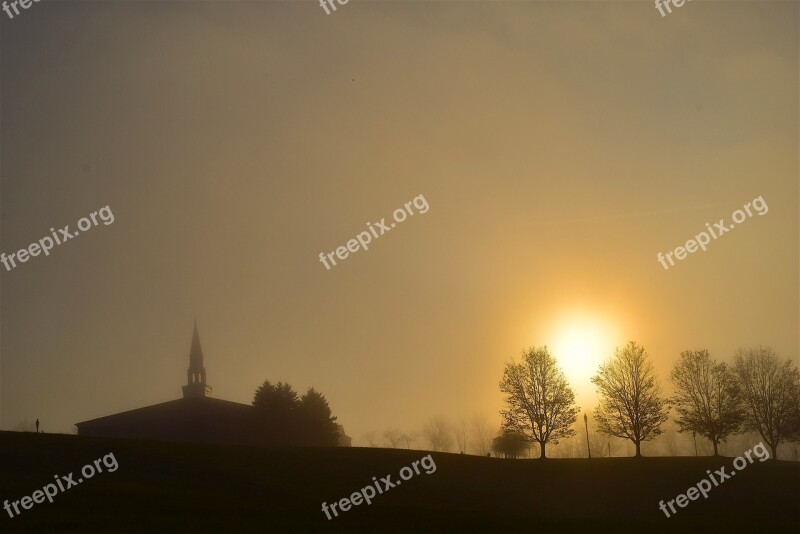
[492,429,529,459]
[253,380,300,414]
[298,388,339,446]
[422,416,453,452]
[453,419,469,454]
[361,431,378,447]
[383,429,402,448]
[500,346,580,459]
[592,341,669,457]
[252,381,340,447]
[469,414,493,456]
[670,350,744,456]
[733,347,800,459]
[252,380,301,445]
[400,432,419,449]
[662,427,679,456]
[787,379,800,455]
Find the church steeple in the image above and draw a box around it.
[182,321,212,399]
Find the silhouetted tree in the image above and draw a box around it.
[492,429,529,459]
[298,388,339,446]
[733,347,800,459]
[500,346,579,459]
[422,416,453,452]
[253,380,300,413]
[252,380,301,445]
[592,341,669,457]
[252,381,340,446]
[670,350,744,456]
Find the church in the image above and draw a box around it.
[76,323,351,447]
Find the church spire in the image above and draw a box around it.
[182,320,212,399]
[188,320,204,372]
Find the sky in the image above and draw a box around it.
[1,1,798,446]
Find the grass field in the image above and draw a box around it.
[1,431,798,532]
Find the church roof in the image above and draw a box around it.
[75,396,255,428]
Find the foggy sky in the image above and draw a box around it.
[1,1,798,444]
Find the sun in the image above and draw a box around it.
[550,317,616,398]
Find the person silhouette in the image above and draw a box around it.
[35,419,40,433]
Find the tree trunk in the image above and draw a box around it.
[634,440,641,457]
[767,442,777,460]
[539,441,546,459]
[712,440,719,456]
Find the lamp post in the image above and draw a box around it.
[584,413,591,458]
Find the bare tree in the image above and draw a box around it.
[670,350,744,456]
[382,429,402,448]
[663,427,679,456]
[469,414,493,456]
[400,432,419,449]
[592,341,669,457]
[500,346,580,459]
[422,416,453,452]
[361,431,378,448]
[453,419,469,453]
[733,347,800,459]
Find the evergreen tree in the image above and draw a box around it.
[298,388,340,446]
[252,380,301,445]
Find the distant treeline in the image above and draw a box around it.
[360,344,799,461]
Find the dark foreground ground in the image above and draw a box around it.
[1,432,798,533]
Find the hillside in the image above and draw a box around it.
[1,432,798,532]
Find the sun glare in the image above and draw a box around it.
[550,317,617,398]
